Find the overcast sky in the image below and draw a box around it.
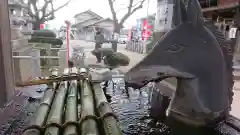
[48,0,157,29]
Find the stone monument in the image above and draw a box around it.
[9,0,41,82]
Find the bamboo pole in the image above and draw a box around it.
[80,80,99,135]
[44,82,68,135]
[23,67,123,135]
[63,81,78,135]
[93,83,122,135]
[63,67,79,135]
[15,75,85,87]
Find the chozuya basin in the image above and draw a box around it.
[125,0,230,126]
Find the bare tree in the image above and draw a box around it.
[19,0,71,30]
[108,0,146,51]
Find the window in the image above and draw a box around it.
[200,0,218,8]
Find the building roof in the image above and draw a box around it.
[74,9,103,19]
[73,11,123,30]
[85,18,113,27]
[72,17,100,27]
[201,1,239,12]
[85,18,124,29]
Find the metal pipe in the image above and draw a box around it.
[15,74,87,87]
[44,82,68,135]
[12,55,60,59]
[63,81,78,135]
[80,80,99,135]
[93,83,122,135]
[22,89,55,135]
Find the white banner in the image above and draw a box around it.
[155,0,173,32]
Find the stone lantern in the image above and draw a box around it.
[8,0,41,83]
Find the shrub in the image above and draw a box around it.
[104,52,130,67]
[29,36,63,45]
[31,29,56,38]
[91,48,114,57]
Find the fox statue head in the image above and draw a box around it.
[125,0,230,126]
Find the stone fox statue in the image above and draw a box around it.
[124,0,232,126]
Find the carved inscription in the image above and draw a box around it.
[165,44,185,53]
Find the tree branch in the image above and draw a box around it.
[119,0,145,25]
[115,7,127,13]
[115,0,141,14]
[19,0,27,5]
[27,1,38,19]
[40,0,52,20]
[41,0,51,15]
[108,0,117,22]
[44,14,55,21]
[44,0,71,18]
[31,0,39,17]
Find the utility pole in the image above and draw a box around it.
[146,0,150,16]
[0,0,15,106]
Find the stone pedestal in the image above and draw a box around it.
[59,49,68,74]
[12,38,28,51]
[71,46,85,68]
[13,48,41,83]
[11,27,40,83]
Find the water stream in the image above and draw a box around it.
[104,76,171,135]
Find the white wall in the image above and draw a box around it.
[95,20,114,31]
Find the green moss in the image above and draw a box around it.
[29,37,63,45]
[32,29,56,38]
[104,52,130,67]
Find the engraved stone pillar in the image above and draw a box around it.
[59,49,68,74]
[0,0,15,107]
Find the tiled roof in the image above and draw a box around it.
[85,18,113,27]
[74,10,103,19]
[72,17,100,27]
[22,78,122,135]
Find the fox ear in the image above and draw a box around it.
[186,0,204,26]
[172,0,188,26]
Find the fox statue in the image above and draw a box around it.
[124,0,232,126]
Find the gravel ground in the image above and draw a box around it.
[4,100,39,135]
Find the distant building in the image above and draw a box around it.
[199,0,240,53]
[57,25,78,40]
[72,10,114,41]
[120,29,129,36]
[200,0,239,36]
